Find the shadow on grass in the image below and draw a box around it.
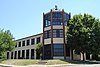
[60,59,100,64]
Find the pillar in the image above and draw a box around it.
[80,53,83,60]
[84,53,86,61]
[16,51,18,59]
[90,54,92,60]
[13,51,15,59]
[34,50,36,59]
[20,50,22,58]
[9,52,11,59]
[29,49,31,59]
[25,50,26,59]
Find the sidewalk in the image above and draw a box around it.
[0,63,16,67]
[0,63,77,67]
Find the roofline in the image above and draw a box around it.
[16,33,43,41]
[44,9,70,15]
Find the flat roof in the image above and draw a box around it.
[16,33,43,41]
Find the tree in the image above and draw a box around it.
[67,14,100,61]
[35,43,43,59]
[90,19,100,60]
[0,29,16,60]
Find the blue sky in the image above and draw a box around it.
[0,0,100,39]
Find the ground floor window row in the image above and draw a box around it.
[43,44,70,59]
[7,49,35,59]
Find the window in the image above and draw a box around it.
[64,13,70,25]
[52,12,62,25]
[11,52,13,59]
[27,40,30,46]
[31,38,35,45]
[18,42,21,47]
[26,49,29,59]
[53,44,64,56]
[15,42,17,47]
[53,29,64,38]
[37,37,40,44]
[14,51,17,59]
[22,41,25,46]
[31,49,34,59]
[18,51,20,59]
[7,52,9,59]
[44,30,51,39]
[44,13,51,27]
[45,20,50,27]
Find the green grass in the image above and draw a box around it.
[0,59,72,65]
[46,60,70,65]
[0,59,91,66]
[0,59,39,66]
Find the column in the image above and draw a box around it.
[80,53,83,60]
[84,53,86,61]
[34,50,36,59]
[13,51,15,59]
[9,52,11,59]
[35,38,36,45]
[29,49,31,59]
[90,54,92,60]
[16,51,18,59]
[25,50,26,59]
[20,50,22,58]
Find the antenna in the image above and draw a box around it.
[55,5,58,10]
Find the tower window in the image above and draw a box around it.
[53,29,63,38]
[52,12,62,25]
[53,44,64,56]
[44,13,51,27]
[44,30,51,39]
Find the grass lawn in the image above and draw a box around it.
[0,59,97,66]
[0,59,72,66]
[46,60,70,65]
[0,59,39,66]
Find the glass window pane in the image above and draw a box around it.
[31,38,35,45]
[53,44,64,56]
[37,37,40,44]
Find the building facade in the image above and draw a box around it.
[7,33,43,59]
[7,7,84,60]
[43,9,70,59]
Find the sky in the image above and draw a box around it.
[0,0,100,40]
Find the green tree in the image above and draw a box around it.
[67,14,100,61]
[35,43,43,59]
[90,19,100,60]
[0,29,16,60]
